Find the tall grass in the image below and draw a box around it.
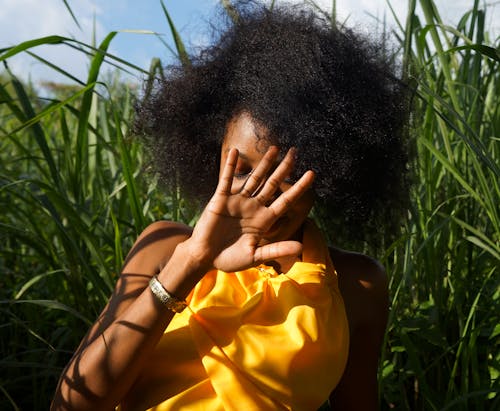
[0,25,195,409]
[380,0,499,409]
[0,0,498,410]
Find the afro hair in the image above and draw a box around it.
[135,1,413,248]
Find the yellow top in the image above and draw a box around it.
[120,222,349,411]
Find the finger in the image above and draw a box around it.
[239,146,279,197]
[267,170,315,216]
[216,148,239,194]
[255,148,296,203]
[253,241,303,264]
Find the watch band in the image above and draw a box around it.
[149,275,188,313]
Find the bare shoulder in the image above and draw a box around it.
[328,247,389,409]
[78,221,192,348]
[329,246,388,331]
[329,247,387,290]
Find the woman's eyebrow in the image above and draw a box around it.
[224,148,250,160]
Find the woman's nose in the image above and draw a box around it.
[265,180,295,205]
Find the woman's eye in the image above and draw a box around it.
[234,169,251,179]
[234,161,252,179]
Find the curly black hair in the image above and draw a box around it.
[135,1,413,247]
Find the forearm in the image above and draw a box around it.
[51,242,208,411]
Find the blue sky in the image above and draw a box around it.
[1,0,220,84]
[0,0,498,86]
[95,0,217,71]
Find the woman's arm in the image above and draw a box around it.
[51,147,315,410]
[329,251,389,411]
[51,221,204,410]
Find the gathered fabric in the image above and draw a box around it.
[119,221,349,411]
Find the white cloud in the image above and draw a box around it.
[293,0,498,34]
[0,0,101,43]
[0,0,106,86]
[1,0,497,86]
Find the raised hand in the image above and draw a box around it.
[184,146,315,273]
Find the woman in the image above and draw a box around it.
[52,2,410,410]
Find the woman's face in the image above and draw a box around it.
[219,112,314,244]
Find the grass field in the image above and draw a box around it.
[0,0,498,409]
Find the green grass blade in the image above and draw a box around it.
[14,270,65,300]
[419,138,485,208]
[75,31,117,202]
[6,69,61,189]
[114,108,145,234]
[446,44,500,62]
[5,300,92,326]
[60,0,82,30]
[160,0,191,67]
[0,385,20,411]
[6,83,94,137]
[0,36,69,60]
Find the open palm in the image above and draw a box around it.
[187,147,314,272]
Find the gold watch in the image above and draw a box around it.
[149,275,188,313]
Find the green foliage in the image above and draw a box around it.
[0,30,196,410]
[379,0,500,409]
[0,1,498,410]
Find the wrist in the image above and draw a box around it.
[177,238,214,273]
[156,240,212,300]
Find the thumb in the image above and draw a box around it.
[253,241,303,265]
